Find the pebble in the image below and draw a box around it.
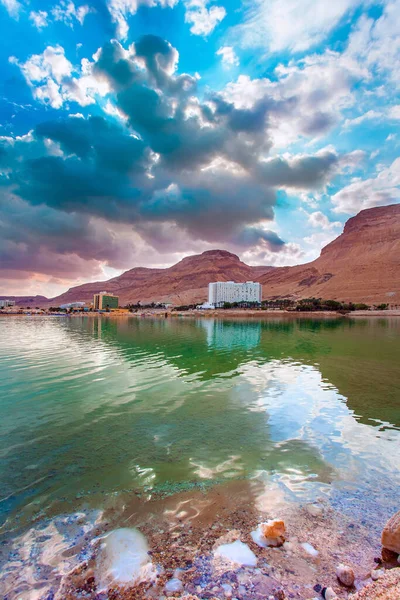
[336,564,355,587]
[322,587,337,599]
[371,568,385,581]
[306,504,323,518]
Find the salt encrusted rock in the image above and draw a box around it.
[94,528,156,591]
[214,539,258,567]
[371,568,385,581]
[336,563,355,587]
[382,510,400,554]
[251,519,286,548]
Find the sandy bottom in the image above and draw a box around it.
[2,477,398,600]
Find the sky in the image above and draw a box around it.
[0,0,399,298]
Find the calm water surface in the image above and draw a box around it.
[1,315,400,536]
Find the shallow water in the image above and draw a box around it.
[0,316,400,597]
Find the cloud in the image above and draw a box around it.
[11,45,109,108]
[106,0,178,40]
[29,10,49,29]
[184,0,226,36]
[51,1,92,26]
[216,46,239,67]
[343,109,383,129]
[308,211,342,230]
[2,34,361,286]
[389,105,400,119]
[332,157,400,213]
[1,0,21,18]
[234,0,363,53]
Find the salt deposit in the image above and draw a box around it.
[95,527,156,590]
[213,540,257,567]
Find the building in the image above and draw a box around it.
[60,302,86,310]
[208,281,262,307]
[93,291,119,310]
[0,299,16,308]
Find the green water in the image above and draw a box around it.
[1,316,400,534]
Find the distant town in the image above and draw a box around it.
[0,281,396,317]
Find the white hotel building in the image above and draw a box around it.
[208,281,262,307]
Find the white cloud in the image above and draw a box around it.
[308,211,342,230]
[1,0,21,18]
[234,0,363,53]
[107,0,178,40]
[29,10,48,29]
[12,46,110,109]
[346,1,400,88]
[184,0,226,36]
[389,105,400,119]
[51,1,92,26]
[216,46,239,67]
[222,49,363,148]
[343,109,383,129]
[332,157,400,213]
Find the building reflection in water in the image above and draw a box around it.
[199,318,261,350]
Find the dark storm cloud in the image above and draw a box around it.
[0,34,351,279]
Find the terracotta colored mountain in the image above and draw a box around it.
[258,203,400,304]
[48,250,274,306]
[8,204,400,307]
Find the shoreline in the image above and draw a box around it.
[1,309,400,319]
[2,477,399,600]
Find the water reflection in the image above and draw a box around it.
[0,316,399,533]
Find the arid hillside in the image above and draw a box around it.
[48,250,274,306]
[7,204,400,307]
[259,204,400,304]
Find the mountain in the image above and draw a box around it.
[6,204,400,307]
[48,249,274,306]
[0,295,49,306]
[258,204,400,304]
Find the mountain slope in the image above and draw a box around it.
[259,204,400,303]
[49,250,274,306]
[7,204,400,307]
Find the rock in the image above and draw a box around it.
[381,510,400,554]
[371,568,385,581]
[251,520,286,548]
[306,504,324,518]
[165,577,184,595]
[349,567,400,599]
[322,587,337,600]
[214,540,258,567]
[94,528,156,591]
[336,564,355,587]
[381,547,399,562]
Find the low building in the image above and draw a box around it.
[208,281,262,307]
[0,299,16,308]
[60,302,86,310]
[93,291,119,310]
